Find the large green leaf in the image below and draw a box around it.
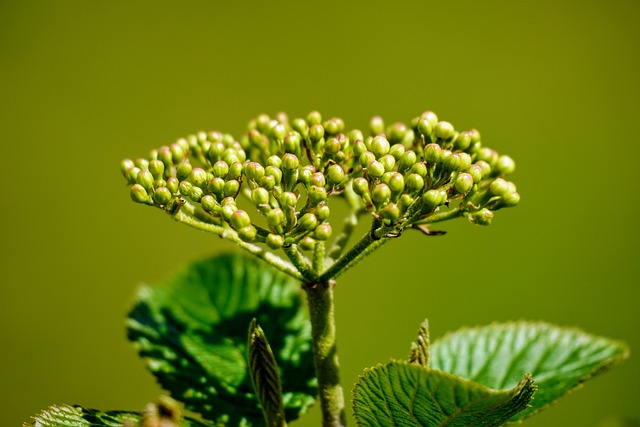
[24,404,211,427]
[127,253,316,426]
[429,321,629,421]
[352,362,535,427]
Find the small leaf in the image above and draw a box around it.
[127,253,316,426]
[430,321,629,421]
[352,362,535,427]
[408,319,430,367]
[248,319,287,427]
[23,404,210,427]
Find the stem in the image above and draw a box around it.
[319,229,389,282]
[314,241,325,274]
[410,207,463,225]
[283,244,317,281]
[304,281,346,427]
[173,210,305,281]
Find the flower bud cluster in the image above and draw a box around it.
[121,111,520,249]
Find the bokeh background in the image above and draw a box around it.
[2,1,639,426]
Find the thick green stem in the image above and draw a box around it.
[283,244,317,281]
[318,229,389,282]
[304,281,346,427]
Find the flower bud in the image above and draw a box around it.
[434,121,455,141]
[149,160,165,180]
[467,128,481,143]
[421,110,438,128]
[308,185,327,205]
[166,177,179,194]
[298,213,318,231]
[458,153,472,171]
[154,187,172,205]
[466,164,483,183]
[120,159,135,177]
[502,191,520,207]
[238,225,257,242]
[454,131,472,151]
[379,154,396,172]
[291,119,309,139]
[200,194,217,211]
[422,189,445,211]
[410,162,427,178]
[189,168,207,187]
[359,151,376,167]
[221,203,237,221]
[496,155,516,175]
[212,160,229,178]
[324,137,341,156]
[158,146,173,168]
[267,208,285,227]
[270,123,286,142]
[230,209,252,229]
[131,184,150,204]
[245,162,265,181]
[476,147,498,168]
[153,179,167,190]
[207,177,225,195]
[423,144,442,164]
[222,148,240,165]
[372,183,391,205]
[324,117,344,135]
[367,160,385,178]
[315,204,330,221]
[489,178,511,197]
[389,143,405,161]
[266,233,284,249]
[442,152,461,171]
[208,141,226,162]
[309,123,325,142]
[223,180,240,197]
[265,166,282,185]
[349,129,364,144]
[371,135,390,158]
[405,173,424,193]
[136,169,155,190]
[298,165,315,184]
[327,164,345,185]
[299,236,316,251]
[416,118,432,137]
[398,193,415,211]
[170,143,185,162]
[387,122,407,144]
[306,111,322,126]
[314,223,332,241]
[398,151,417,172]
[380,203,401,221]
[176,162,193,181]
[454,173,474,194]
[475,160,492,178]
[468,208,493,226]
[279,191,298,209]
[353,140,367,157]
[310,172,326,188]
[353,177,369,196]
[227,162,243,181]
[370,116,385,135]
[266,155,282,168]
[388,172,405,193]
[283,132,302,153]
[282,153,299,171]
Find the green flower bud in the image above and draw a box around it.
[166,177,179,194]
[136,159,150,170]
[496,155,516,175]
[170,143,185,162]
[353,177,370,196]
[468,208,493,226]
[410,162,427,178]
[467,128,481,144]
[136,169,155,190]
[398,193,415,211]
[367,160,385,178]
[223,179,240,197]
[266,233,285,249]
[158,146,173,168]
[266,208,285,227]
[324,117,345,135]
[221,203,237,221]
[149,160,165,180]
[248,129,264,149]
[423,143,442,163]
[389,143,405,161]
[207,177,225,195]
[442,152,461,171]
[279,191,298,209]
[501,191,520,207]
[208,141,226,162]
[270,123,286,142]
[353,140,367,157]
[421,111,438,129]
[315,204,330,221]
[324,137,341,155]
[458,153,472,171]
[120,159,135,177]
[388,172,405,193]
[306,111,322,126]
[308,185,327,205]
[149,149,159,161]
[466,164,483,183]
[189,168,207,187]
[398,150,417,172]
[131,184,150,204]
[153,179,167,190]
[475,160,492,178]
[416,118,432,137]
[327,164,345,185]
[402,128,415,147]
[176,162,193,181]
[369,116,385,135]
[422,189,445,211]
[454,173,474,194]
[251,187,270,205]
[309,123,325,142]
[283,132,302,153]
[405,173,424,193]
[298,165,315,184]
[489,178,511,197]
[266,155,282,168]
[387,122,407,144]
[434,121,455,141]
[298,213,318,231]
[299,236,316,251]
[212,160,229,178]
[314,223,332,241]
[359,151,376,167]
[380,203,401,222]
[349,129,364,144]
[476,147,498,168]
[291,119,309,138]
[238,225,257,242]
[176,137,190,153]
[282,153,299,171]
[379,154,396,172]
[200,194,217,211]
[455,131,472,151]
[371,135,390,158]
[125,166,140,184]
[310,172,326,188]
[230,209,251,229]
[372,183,391,205]
[245,162,265,181]
[154,186,172,205]
[222,148,240,165]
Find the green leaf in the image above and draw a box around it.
[429,321,629,421]
[352,362,535,427]
[127,253,316,426]
[23,404,211,427]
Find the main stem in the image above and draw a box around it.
[304,280,346,427]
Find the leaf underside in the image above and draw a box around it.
[127,253,316,426]
[353,362,535,427]
[23,404,211,427]
[429,321,630,421]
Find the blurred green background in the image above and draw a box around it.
[2,1,639,426]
